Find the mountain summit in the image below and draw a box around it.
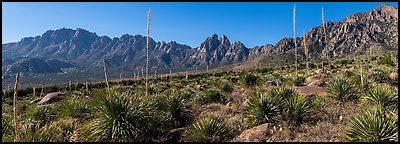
[2,4,397,84]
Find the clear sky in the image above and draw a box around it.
[2,2,398,48]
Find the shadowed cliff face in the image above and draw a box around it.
[2,4,397,80]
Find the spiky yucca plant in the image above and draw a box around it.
[60,95,92,120]
[243,91,279,127]
[362,86,398,109]
[284,94,313,126]
[269,86,298,106]
[347,108,398,142]
[2,114,14,142]
[183,115,231,142]
[164,94,194,128]
[326,78,358,101]
[27,106,53,128]
[198,89,226,104]
[82,89,151,142]
[18,120,58,142]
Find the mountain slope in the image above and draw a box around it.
[2,4,397,84]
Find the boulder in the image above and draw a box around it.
[31,98,42,104]
[265,78,283,87]
[236,123,272,142]
[37,92,66,105]
[314,69,324,75]
[294,86,327,96]
[389,72,397,81]
[305,75,329,86]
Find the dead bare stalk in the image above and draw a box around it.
[146,9,151,96]
[103,59,110,90]
[13,73,20,142]
[293,4,298,75]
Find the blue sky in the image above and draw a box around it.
[2,2,398,48]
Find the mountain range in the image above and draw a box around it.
[2,4,398,87]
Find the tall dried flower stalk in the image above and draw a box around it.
[13,73,20,142]
[303,31,309,72]
[146,9,150,96]
[103,59,110,90]
[33,87,36,98]
[69,81,72,92]
[86,82,89,93]
[322,7,329,69]
[40,86,44,97]
[293,4,298,75]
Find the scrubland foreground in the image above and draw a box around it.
[2,52,398,142]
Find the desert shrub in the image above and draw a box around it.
[347,108,397,142]
[243,91,279,127]
[2,114,14,141]
[183,115,231,142]
[18,120,58,142]
[228,76,240,83]
[60,95,92,120]
[326,78,358,102]
[29,118,77,142]
[349,73,373,93]
[284,94,313,126]
[299,63,306,70]
[293,76,306,86]
[80,89,153,142]
[222,83,233,92]
[329,64,336,69]
[362,86,398,109]
[309,95,327,110]
[27,106,54,128]
[197,89,226,104]
[164,94,194,128]
[309,63,317,69]
[269,86,298,106]
[370,69,389,84]
[243,74,258,86]
[260,67,273,73]
[377,54,394,66]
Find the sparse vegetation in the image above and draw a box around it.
[347,108,397,142]
[183,115,231,142]
[244,91,279,127]
[326,78,358,101]
[2,52,398,142]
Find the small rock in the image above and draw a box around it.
[389,72,397,81]
[236,123,272,142]
[294,86,327,96]
[315,69,324,75]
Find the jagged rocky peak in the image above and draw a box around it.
[209,34,220,46]
[369,4,398,22]
[220,34,231,46]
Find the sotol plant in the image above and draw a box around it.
[284,94,313,126]
[243,91,279,127]
[81,89,151,142]
[183,115,231,142]
[362,86,398,109]
[347,108,398,142]
[164,94,194,128]
[326,78,358,101]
